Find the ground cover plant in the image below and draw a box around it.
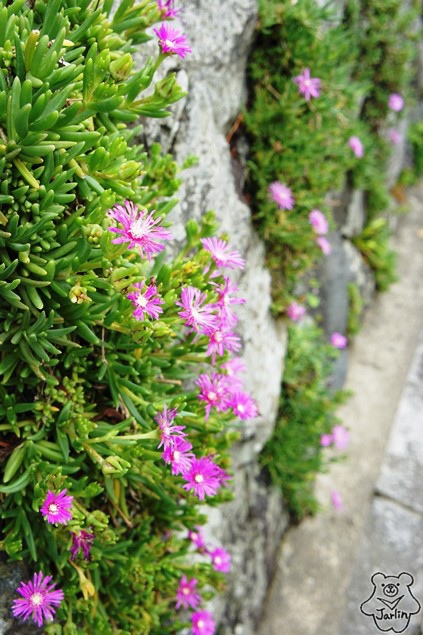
[0,1,258,633]
[246,0,419,517]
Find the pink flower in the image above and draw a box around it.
[227,391,258,420]
[330,332,347,349]
[70,529,94,561]
[182,456,223,500]
[153,23,192,59]
[293,68,321,101]
[309,209,329,235]
[107,200,171,260]
[40,489,73,525]
[332,425,350,450]
[388,93,404,112]
[330,490,343,511]
[209,547,231,573]
[175,575,201,610]
[157,0,181,18]
[348,136,364,158]
[176,286,217,334]
[162,437,195,475]
[286,301,305,322]
[196,373,229,419]
[206,326,241,365]
[316,236,331,255]
[388,128,402,145]
[268,181,295,210]
[221,357,246,388]
[320,433,333,447]
[213,276,246,327]
[192,610,216,635]
[127,281,164,321]
[155,405,186,449]
[201,237,245,270]
[12,572,64,628]
[188,527,206,550]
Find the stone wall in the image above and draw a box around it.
[139,2,290,633]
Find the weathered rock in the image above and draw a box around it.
[316,232,349,338]
[342,240,376,310]
[137,1,290,631]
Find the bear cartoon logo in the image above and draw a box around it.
[360,572,421,633]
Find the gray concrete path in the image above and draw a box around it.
[257,183,423,635]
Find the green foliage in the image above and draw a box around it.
[408,121,423,177]
[0,2,239,632]
[260,324,347,520]
[352,218,398,291]
[245,0,418,313]
[347,282,364,336]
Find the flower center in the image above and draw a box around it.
[214,556,222,565]
[130,218,146,239]
[194,474,204,484]
[165,39,176,50]
[173,451,180,461]
[136,294,148,308]
[48,503,59,515]
[197,621,204,629]
[237,404,245,413]
[182,586,190,595]
[30,592,43,607]
[207,391,217,402]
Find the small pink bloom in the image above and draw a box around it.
[388,128,402,145]
[188,527,206,549]
[388,93,404,112]
[286,301,306,322]
[309,209,329,235]
[268,181,295,210]
[332,425,350,450]
[293,67,321,101]
[192,610,216,635]
[348,136,364,158]
[182,456,223,500]
[153,23,192,59]
[176,286,217,334]
[320,433,333,447]
[209,547,231,573]
[330,332,347,349]
[330,490,344,511]
[40,489,73,525]
[201,237,245,270]
[206,326,241,365]
[316,236,331,255]
[213,276,246,327]
[175,575,201,610]
[157,0,181,19]
[107,200,171,260]
[12,572,64,628]
[127,281,164,321]
[196,373,229,420]
[155,405,186,450]
[221,357,246,388]
[227,391,258,420]
[162,437,195,475]
[70,529,94,561]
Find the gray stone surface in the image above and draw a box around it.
[137,2,289,632]
[343,239,376,309]
[340,498,423,635]
[316,232,349,337]
[376,329,423,514]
